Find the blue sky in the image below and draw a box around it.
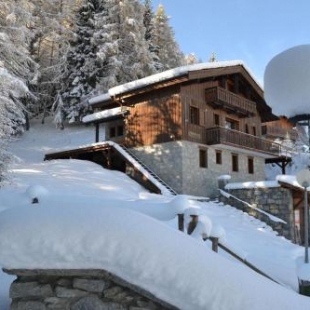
[152,0,310,85]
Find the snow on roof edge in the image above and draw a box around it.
[82,107,123,123]
[109,60,254,97]
[88,93,111,105]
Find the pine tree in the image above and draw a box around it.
[94,0,123,93]
[143,0,162,71]
[185,53,200,65]
[118,0,156,81]
[152,4,184,70]
[61,0,103,123]
[27,0,79,122]
[95,0,156,93]
[0,0,38,131]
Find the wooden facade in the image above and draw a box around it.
[91,64,286,159]
[262,117,298,141]
[80,62,298,196]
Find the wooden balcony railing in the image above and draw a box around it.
[205,87,256,117]
[206,127,288,156]
[262,125,298,141]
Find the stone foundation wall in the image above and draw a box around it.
[221,186,295,241]
[131,141,266,198]
[5,269,177,310]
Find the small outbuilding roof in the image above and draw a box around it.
[82,107,128,124]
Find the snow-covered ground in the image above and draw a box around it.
[1,117,310,309]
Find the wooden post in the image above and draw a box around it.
[107,148,111,169]
[210,237,219,253]
[95,123,99,143]
[178,214,184,232]
[187,215,198,235]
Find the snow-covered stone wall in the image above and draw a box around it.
[5,269,176,310]
[221,186,295,241]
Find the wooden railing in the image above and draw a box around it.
[205,127,286,156]
[262,125,298,141]
[205,87,256,117]
[178,213,281,285]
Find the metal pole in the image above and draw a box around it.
[305,186,309,263]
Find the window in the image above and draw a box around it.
[214,113,220,126]
[109,124,124,138]
[117,125,124,136]
[190,106,200,125]
[199,149,208,168]
[225,118,239,130]
[248,157,254,174]
[232,154,239,172]
[215,150,222,165]
[252,126,256,136]
[109,127,116,138]
[245,124,249,134]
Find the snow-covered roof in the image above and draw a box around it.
[88,92,111,105]
[89,60,261,106]
[82,107,126,123]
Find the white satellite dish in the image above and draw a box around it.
[264,45,310,117]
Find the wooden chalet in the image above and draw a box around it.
[262,116,298,142]
[81,61,292,197]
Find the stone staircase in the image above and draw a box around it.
[114,143,177,196]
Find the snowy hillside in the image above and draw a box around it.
[1,117,310,309]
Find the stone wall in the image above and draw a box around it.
[4,269,177,310]
[220,186,295,241]
[131,141,266,198]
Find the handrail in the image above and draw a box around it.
[205,126,293,156]
[113,143,177,196]
[262,125,298,140]
[205,86,257,116]
[217,241,281,285]
[185,214,282,286]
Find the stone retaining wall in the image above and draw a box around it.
[4,269,177,310]
[220,186,295,241]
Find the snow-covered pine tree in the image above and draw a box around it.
[118,0,156,82]
[143,0,162,71]
[0,1,35,179]
[152,4,184,70]
[60,0,103,123]
[185,53,200,65]
[0,0,38,137]
[28,0,78,122]
[96,0,156,94]
[94,0,123,93]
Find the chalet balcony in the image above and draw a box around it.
[261,125,298,141]
[205,127,288,156]
[205,86,256,118]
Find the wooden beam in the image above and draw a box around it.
[95,123,99,143]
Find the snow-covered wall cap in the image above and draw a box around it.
[88,93,111,105]
[82,107,123,123]
[217,175,231,181]
[108,60,259,97]
[225,180,280,190]
[276,174,310,190]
